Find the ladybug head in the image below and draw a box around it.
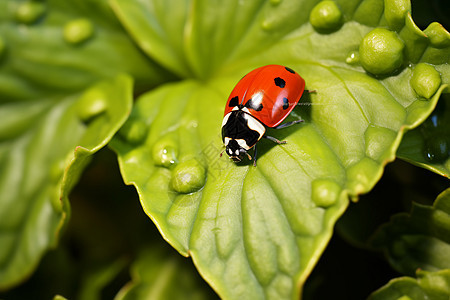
[224,139,252,162]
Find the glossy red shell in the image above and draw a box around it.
[224,65,305,128]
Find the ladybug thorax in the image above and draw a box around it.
[221,107,265,161]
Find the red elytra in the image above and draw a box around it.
[224,64,305,128]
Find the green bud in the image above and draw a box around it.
[410,63,441,99]
[310,1,343,32]
[384,0,411,31]
[15,1,46,24]
[118,119,148,145]
[171,159,206,194]
[76,88,107,122]
[359,28,405,75]
[311,179,341,207]
[64,19,94,45]
[346,158,379,195]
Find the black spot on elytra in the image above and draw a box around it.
[282,97,289,110]
[285,66,295,74]
[274,77,286,88]
[229,96,239,107]
[245,98,263,111]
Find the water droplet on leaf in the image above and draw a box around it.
[424,137,449,162]
[152,136,178,167]
[345,51,359,64]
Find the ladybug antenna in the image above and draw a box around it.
[219,149,225,157]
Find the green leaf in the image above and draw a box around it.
[368,269,450,300]
[0,75,133,289]
[0,0,174,289]
[78,258,127,300]
[111,0,450,298]
[0,0,174,101]
[371,188,450,275]
[397,93,450,178]
[110,0,318,79]
[116,246,217,300]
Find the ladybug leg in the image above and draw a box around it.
[253,145,258,167]
[306,89,317,93]
[273,119,303,130]
[264,135,287,144]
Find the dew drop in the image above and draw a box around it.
[424,137,449,162]
[152,136,178,167]
[270,0,282,5]
[345,51,359,64]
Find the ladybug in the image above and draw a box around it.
[221,64,306,166]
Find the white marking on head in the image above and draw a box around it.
[224,137,231,145]
[243,114,265,139]
[232,106,240,111]
[222,112,231,127]
[235,139,250,150]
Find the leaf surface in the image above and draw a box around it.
[116,247,217,300]
[369,269,450,300]
[0,0,176,289]
[0,75,133,289]
[371,188,450,275]
[110,0,450,298]
[0,0,173,101]
[398,94,450,178]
